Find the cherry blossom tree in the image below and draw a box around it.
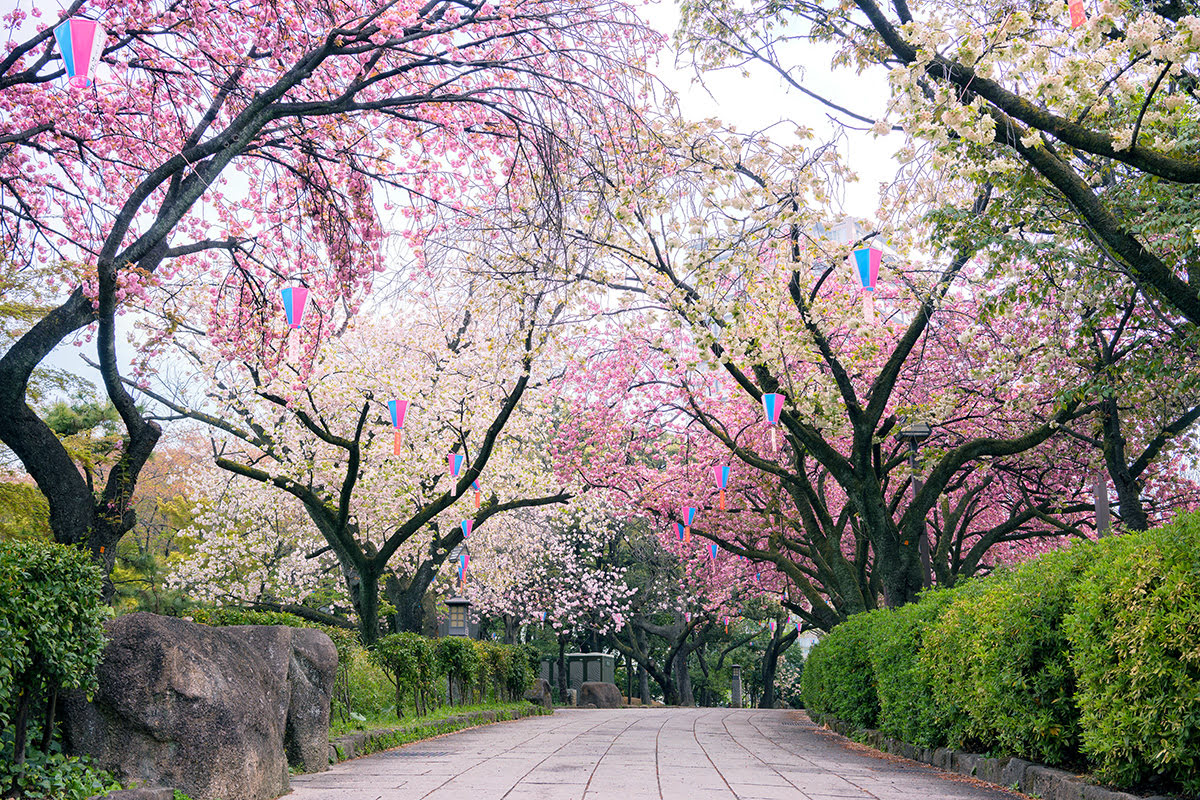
[546,121,1122,622]
[0,0,655,591]
[137,261,582,642]
[677,0,1200,326]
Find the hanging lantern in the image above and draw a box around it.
[768,619,777,633]
[458,552,468,584]
[674,522,686,542]
[684,611,692,624]
[53,18,106,89]
[539,611,546,623]
[851,246,882,324]
[1069,0,1086,26]
[388,400,408,455]
[448,453,465,479]
[723,616,730,633]
[472,479,482,510]
[762,393,784,452]
[461,519,473,540]
[713,465,730,510]
[280,286,310,362]
[683,506,697,543]
[709,543,719,562]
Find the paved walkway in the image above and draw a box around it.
[288,708,1024,800]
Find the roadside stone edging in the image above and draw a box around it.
[808,713,1171,800]
[329,705,552,763]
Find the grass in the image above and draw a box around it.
[329,701,550,762]
[330,700,534,736]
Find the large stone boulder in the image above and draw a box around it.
[578,681,622,709]
[524,678,552,709]
[64,613,337,800]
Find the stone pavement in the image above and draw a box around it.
[288,708,1026,800]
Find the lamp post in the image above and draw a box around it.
[896,422,933,589]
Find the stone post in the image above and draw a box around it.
[731,664,742,709]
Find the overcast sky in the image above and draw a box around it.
[641,0,901,220]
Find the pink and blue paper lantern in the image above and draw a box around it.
[852,246,881,291]
[762,393,783,425]
[53,18,106,89]
[461,519,473,539]
[280,287,309,329]
[713,465,730,509]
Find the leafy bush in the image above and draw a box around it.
[960,546,1091,766]
[869,587,959,748]
[0,745,120,800]
[0,539,108,787]
[800,610,879,728]
[1065,517,1200,792]
[370,633,437,717]
[436,637,479,706]
[476,641,514,702]
[505,644,534,700]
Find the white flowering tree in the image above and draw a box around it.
[167,471,334,615]
[139,268,576,643]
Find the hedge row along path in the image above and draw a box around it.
[288,708,1027,799]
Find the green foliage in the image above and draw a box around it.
[868,588,958,748]
[0,743,120,800]
[1065,516,1200,792]
[370,632,436,717]
[0,482,52,542]
[958,547,1090,765]
[0,539,107,723]
[436,637,479,705]
[0,539,109,794]
[800,517,1200,795]
[917,580,988,751]
[475,640,512,702]
[506,644,535,700]
[799,610,879,728]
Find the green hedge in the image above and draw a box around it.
[1066,518,1200,792]
[800,514,1200,794]
[799,610,879,728]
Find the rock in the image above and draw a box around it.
[566,688,577,706]
[524,678,553,708]
[89,789,174,800]
[64,612,337,800]
[225,626,338,774]
[578,681,621,709]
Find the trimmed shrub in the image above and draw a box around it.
[1065,517,1200,792]
[960,545,1092,766]
[505,644,534,700]
[920,575,1002,752]
[868,587,959,748]
[800,610,880,728]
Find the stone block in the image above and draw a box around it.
[578,682,622,709]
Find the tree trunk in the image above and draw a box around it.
[638,663,650,705]
[356,568,381,646]
[758,626,797,709]
[673,648,694,707]
[1101,397,1149,531]
[557,635,568,703]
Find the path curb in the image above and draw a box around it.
[809,712,1170,800]
[329,704,552,763]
